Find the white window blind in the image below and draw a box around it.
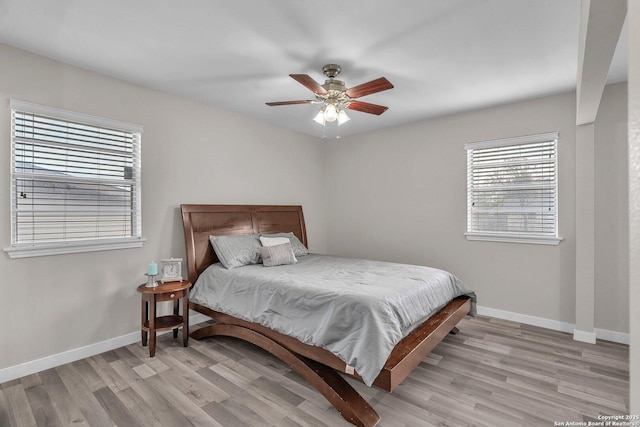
[5,100,145,258]
[465,132,562,245]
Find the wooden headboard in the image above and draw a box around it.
[180,204,308,284]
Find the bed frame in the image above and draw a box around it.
[181,204,471,427]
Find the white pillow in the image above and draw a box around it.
[260,236,290,247]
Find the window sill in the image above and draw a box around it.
[465,233,562,245]
[4,238,147,259]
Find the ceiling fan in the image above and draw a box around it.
[266,64,394,125]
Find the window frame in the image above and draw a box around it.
[4,100,146,258]
[464,132,563,245]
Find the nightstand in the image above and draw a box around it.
[136,280,191,357]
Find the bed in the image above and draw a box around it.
[181,204,474,427]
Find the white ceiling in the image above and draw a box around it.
[0,0,628,138]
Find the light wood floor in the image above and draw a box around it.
[0,315,629,427]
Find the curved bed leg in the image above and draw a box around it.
[192,324,380,427]
[190,324,221,340]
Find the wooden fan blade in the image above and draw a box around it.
[290,74,328,94]
[266,100,315,106]
[345,77,394,98]
[347,101,389,115]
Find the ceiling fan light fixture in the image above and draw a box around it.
[313,107,326,125]
[313,104,350,127]
[337,109,350,125]
[324,103,338,122]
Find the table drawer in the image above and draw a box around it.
[156,289,186,302]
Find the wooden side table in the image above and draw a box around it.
[136,280,191,357]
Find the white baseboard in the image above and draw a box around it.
[1,308,629,385]
[476,305,574,333]
[594,327,630,344]
[0,312,211,384]
[477,305,629,345]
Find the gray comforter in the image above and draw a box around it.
[190,254,476,386]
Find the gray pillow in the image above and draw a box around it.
[209,234,262,269]
[260,232,309,257]
[260,242,297,267]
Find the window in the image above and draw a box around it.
[4,100,145,258]
[465,132,562,245]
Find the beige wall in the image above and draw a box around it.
[326,84,629,335]
[0,43,327,370]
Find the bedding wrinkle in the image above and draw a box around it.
[190,254,476,386]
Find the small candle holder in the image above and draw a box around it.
[145,273,158,288]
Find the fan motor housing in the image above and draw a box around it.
[323,79,346,92]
